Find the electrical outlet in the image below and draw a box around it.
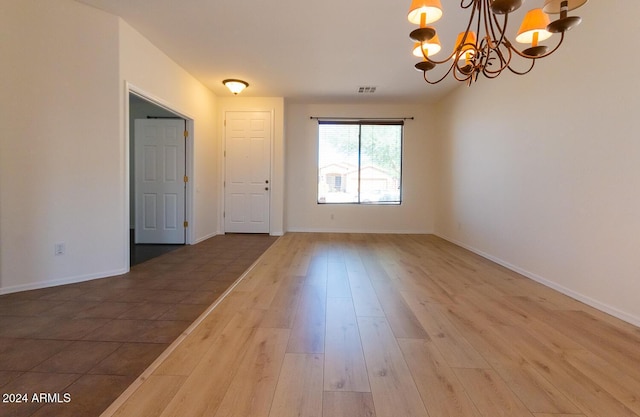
[54,242,66,256]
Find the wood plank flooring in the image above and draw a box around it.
[102,233,640,417]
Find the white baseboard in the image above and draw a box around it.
[193,232,217,245]
[434,233,640,328]
[285,227,433,234]
[0,268,128,296]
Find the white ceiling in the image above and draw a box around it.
[75,0,540,102]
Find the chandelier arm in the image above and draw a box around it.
[478,0,485,40]
[452,58,476,83]
[488,5,509,50]
[482,41,512,76]
[485,9,512,70]
[475,0,509,76]
[454,56,474,74]
[453,67,474,83]
[456,0,481,65]
[460,0,474,10]
[493,47,512,74]
[423,62,458,85]
[506,58,536,75]
[422,0,480,66]
[483,0,493,44]
[484,72,502,79]
[466,0,481,43]
[421,42,461,65]
[484,54,511,77]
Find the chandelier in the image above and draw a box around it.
[408,0,587,85]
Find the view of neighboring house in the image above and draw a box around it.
[319,162,400,204]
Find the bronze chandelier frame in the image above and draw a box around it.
[410,0,585,85]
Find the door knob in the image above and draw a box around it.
[265,187,269,191]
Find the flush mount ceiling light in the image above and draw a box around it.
[222,79,249,95]
[408,0,587,85]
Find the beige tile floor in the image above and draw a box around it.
[0,234,277,417]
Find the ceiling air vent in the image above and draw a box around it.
[358,86,377,93]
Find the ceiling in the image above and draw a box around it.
[75,0,539,102]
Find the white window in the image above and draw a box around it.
[318,121,403,204]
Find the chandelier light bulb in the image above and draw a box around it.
[412,35,442,58]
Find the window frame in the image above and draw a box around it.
[317,120,404,205]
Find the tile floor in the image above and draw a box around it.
[0,233,278,417]
[129,230,184,266]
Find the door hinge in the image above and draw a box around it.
[184,130,189,138]
[184,175,189,183]
[223,211,225,218]
[183,221,189,228]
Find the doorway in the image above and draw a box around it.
[129,92,190,265]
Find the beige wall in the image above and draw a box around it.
[0,0,123,292]
[285,101,436,233]
[434,2,640,325]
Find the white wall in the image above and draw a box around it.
[285,101,436,233]
[434,2,640,325]
[0,0,123,292]
[218,97,285,235]
[0,0,221,294]
[119,20,219,244]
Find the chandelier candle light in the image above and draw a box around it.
[408,0,587,85]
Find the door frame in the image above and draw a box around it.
[221,109,275,234]
[124,82,195,268]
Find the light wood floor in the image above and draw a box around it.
[102,233,640,417]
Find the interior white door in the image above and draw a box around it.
[134,119,186,244]
[224,111,271,233]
